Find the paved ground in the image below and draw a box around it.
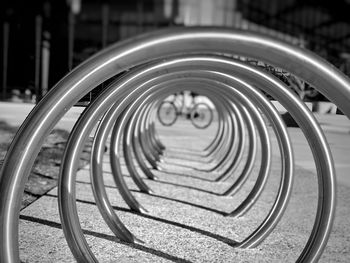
[1,102,350,262]
[1,101,349,186]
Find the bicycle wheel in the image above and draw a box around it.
[157,101,178,126]
[190,102,213,129]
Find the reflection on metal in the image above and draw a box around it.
[1,27,348,262]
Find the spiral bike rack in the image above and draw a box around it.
[1,27,349,262]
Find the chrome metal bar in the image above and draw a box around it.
[0,28,344,263]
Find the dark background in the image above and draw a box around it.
[1,0,350,103]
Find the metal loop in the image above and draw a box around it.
[0,28,344,263]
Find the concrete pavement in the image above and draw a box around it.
[2,101,349,186]
[0,101,349,262]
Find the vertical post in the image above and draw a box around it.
[152,0,158,28]
[2,22,9,100]
[101,3,109,48]
[171,0,179,25]
[137,0,144,33]
[41,31,50,98]
[34,15,42,102]
[99,3,109,103]
[68,11,75,71]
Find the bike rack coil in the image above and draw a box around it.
[1,27,348,262]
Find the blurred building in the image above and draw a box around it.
[1,0,350,103]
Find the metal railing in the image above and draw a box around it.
[1,27,349,262]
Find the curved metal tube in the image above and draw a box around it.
[93,69,277,252]
[58,57,332,262]
[222,104,257,193]
[155,86,237,172]
[0,28,343,263]
[124,102,158,180]
[143,104,164,157]
[209,102,245,176]
[215,95,258,184]
[203,102,241,173]
[131,104,159,180]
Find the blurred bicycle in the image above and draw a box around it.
[157,92,213,129]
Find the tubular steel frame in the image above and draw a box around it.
[0,27,348,262]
